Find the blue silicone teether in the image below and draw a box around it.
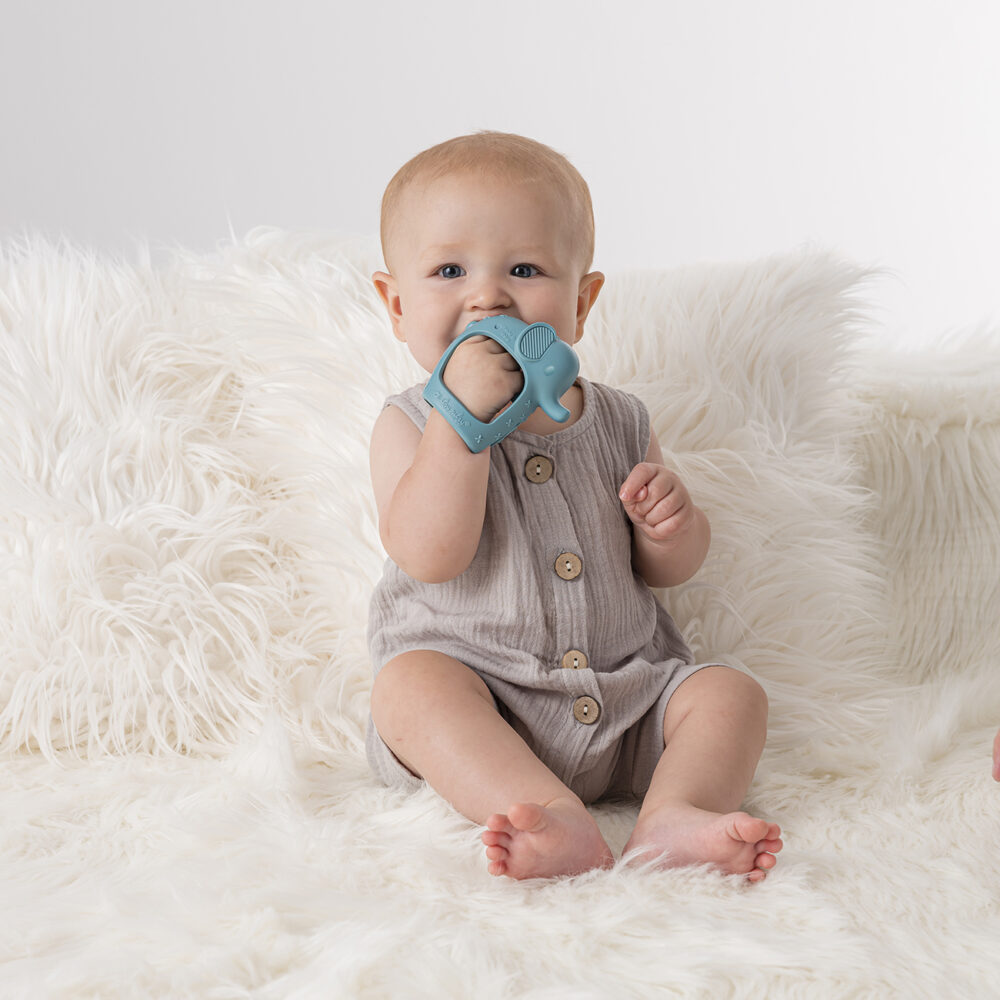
[423,316,579,453]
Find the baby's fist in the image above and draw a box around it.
[442,336,523,423]
[619,463,694,543]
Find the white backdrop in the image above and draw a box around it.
[2,0,997,347]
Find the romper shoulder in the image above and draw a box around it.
[381,382,432,432]
[582,380,651,458]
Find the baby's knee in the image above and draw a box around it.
[370,650,491,729]
[715,670,768,725]
[370,652,425,727]
[681,666,768,718]
[729,670,768,716]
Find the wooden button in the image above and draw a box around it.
[554,552,582,580]
[573,696,600,725]
[561,649,589,670]
[524,455,554,484]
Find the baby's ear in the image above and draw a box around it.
[373,271,406,342]
[574,271,605,342]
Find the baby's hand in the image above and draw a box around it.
[442,335,524,423]
[619,463,696,545]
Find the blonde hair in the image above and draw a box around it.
[379,131,595,271]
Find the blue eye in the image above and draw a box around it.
[511,264,539,278]
[437,264,465,279]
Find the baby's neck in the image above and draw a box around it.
[518,382,583,437]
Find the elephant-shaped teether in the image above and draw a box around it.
[422,316,580,453]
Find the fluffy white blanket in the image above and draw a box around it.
[1,231,998,998]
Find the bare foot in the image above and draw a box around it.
[481,798,614,879]
[624,804,782,882]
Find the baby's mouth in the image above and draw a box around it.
[469,312,518,325]
[458,312,530,338]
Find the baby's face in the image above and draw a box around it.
[377,171,599,373]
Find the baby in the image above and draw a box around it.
[365,131,782,881]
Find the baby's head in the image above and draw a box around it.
[374,131,604,372]
[380,131,596,274]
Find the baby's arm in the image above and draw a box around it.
[371,404,491,583]
[371,338,522,583]
[993,729,1000,782]
[619,428,711,589]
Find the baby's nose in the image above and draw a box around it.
[468,279,512,310]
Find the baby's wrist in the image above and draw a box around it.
[425,409,493,458]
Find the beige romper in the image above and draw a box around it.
[366,377,725,803]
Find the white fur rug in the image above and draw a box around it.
[1,231,998,998]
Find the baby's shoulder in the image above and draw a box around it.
[383,382,430,424]
[369,382,431,442]
[369,382,428,456]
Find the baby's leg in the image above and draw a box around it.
[370,650,612,878]
[624,667,782,881]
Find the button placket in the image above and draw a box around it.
[514,442,598,747]
[554,550,598,727]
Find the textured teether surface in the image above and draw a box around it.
[518,323,555,360]
[423,316,579,452]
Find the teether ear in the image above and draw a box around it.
[517,323,557,360]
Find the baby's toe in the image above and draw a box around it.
[506,802,546,833]
[485,812,516,835]
[755,851,777,871]
[481,828,510,849]
[487,859,508,878]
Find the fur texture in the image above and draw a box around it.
[856,343,1000,684]
[1,232,998,998]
